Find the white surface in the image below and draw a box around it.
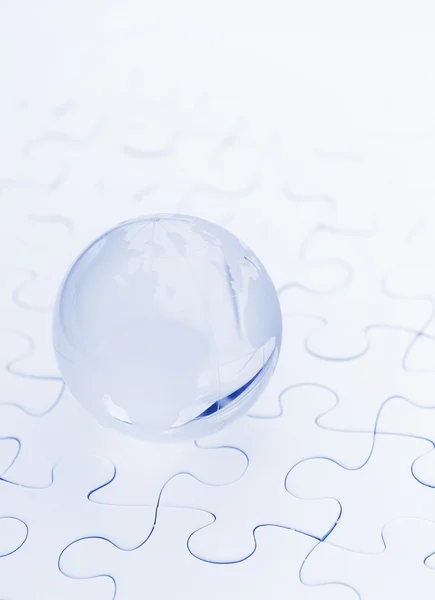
[3,1,435,598]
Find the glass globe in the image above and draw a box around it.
[53,214,282,442]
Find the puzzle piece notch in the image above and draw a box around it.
[157,385,374,563]
[61,509,358,600]
[303,518,435,599]
[287,434,435,553]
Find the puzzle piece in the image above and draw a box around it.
[287,434,435,552]
[0,453,159,599]
[286,226,430,359]
[250,311,435,433]
[0,387,246,492]
[302,518,435,599]
[157,385,373,563]
[60,509,357,600]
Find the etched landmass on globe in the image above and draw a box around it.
[53,214,282,441]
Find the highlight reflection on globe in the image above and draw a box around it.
[53,213,282,442]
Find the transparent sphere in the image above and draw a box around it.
[53,214,282,442]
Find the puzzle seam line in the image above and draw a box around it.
[299,540,362,600]
[186,522,321,566]
[305,322,435,364]
[0,380,64,418]
[248,381,338,420]
[1,328,61,380]
[0,437,21,478]
[57,540,117,600]
[410,445,435,489]
[1,466,55,490]
[0,516,28,558]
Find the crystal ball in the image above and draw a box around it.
[53,214,282,442]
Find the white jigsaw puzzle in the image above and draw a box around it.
[2,5,435,599]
